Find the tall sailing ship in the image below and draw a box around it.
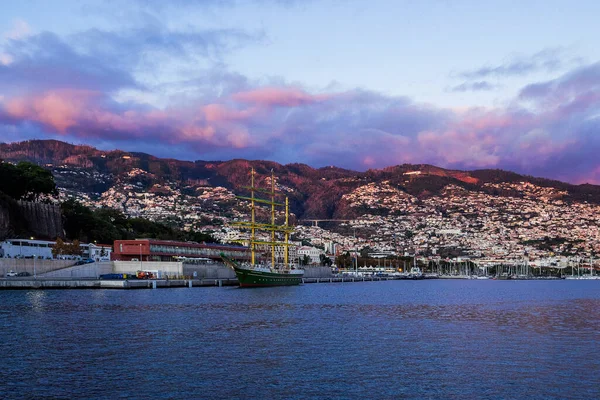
[220,168,304,287]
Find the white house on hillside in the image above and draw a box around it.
[297,246,325,264]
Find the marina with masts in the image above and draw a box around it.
[333,254,600,280]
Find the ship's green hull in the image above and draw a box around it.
[221,253,303,287]
[233,266,303,287]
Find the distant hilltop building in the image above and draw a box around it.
[403,171,422,176]
[438,229,462,235]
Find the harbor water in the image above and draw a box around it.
[1,280,599,399]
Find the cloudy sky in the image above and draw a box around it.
[1,0,600,183]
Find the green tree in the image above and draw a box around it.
[68,240,83,256]
[61,199,99,242]
[0,161,57,201]
[335,252,352,268]
[61,199,218,245]
[52,237,67,258]
[52,238,83,257]
[17,162,58,201]
[183,230,217,244]
[0,162,22,199]
[360,246,372,258]
[319,253,332,266]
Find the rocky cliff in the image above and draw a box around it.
[17,201,63,239]
[0,198,63,240]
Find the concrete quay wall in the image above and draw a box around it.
[182,264,332,279]
[0,278,240,289]
[183,263,236,279]
[0,279,101,289]
[303,266,333,279]
[40,262,113,278]
[113,261,183,276]
[1,274,416,290]
[1,259,75,277]
[33,261,183,278]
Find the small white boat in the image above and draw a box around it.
[408,266,424,279]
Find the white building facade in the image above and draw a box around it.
[81,243,112,261]
[0,239,112,261]
[297,246,325,264]
[0,239,55,259]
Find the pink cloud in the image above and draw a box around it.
[5,90,96,133]
[2,62,600,185]
[0,90,255,150]
[572,165,600,185]
[415,110,533,168]
[3,89,161,138]
[202,103,257,123]
[231,87,329,107]
[362,155,376,167]
[417,128,502,168]
[180,125,216,140]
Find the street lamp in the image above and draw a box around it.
[30,237,36,279]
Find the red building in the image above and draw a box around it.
[112,239,250,262]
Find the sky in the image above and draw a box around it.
[1,0,600,184]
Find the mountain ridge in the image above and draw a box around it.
[3,139,600,259]
[1,139,599,221]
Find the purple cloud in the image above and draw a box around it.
[458,48,576,79]
[2,23,600,184]
[0,22,263,98]
[520,62,600,101]
[0,32,139,95]
[449,81,499,92]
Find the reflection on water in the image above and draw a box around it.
[1,280,600,399]
[26,290,48,312]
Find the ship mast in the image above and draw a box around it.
[285,197,289,267]
[232,168,295,269]
[251,168,256,265]
[271,170,276,268]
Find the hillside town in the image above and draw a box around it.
[2,140,599,269]
[51,165,600,268]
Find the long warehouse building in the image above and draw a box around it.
[112,239,250,262]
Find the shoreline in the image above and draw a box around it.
[0,274,583,289]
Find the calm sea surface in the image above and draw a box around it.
[1,280,600,399]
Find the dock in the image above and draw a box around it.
[0,274,422,289]
[1,273,575,290]
[302,276,406,283]
[0,278,240,289]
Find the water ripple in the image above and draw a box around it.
[1,280,600,399]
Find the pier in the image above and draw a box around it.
[0,277,241,289]
[0,274,433,289]
[2,257,595,290]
